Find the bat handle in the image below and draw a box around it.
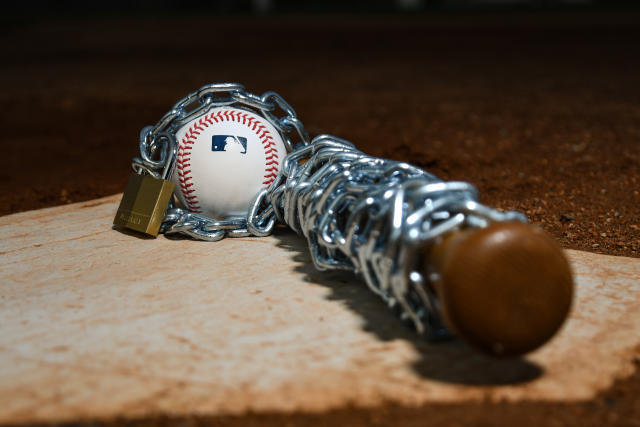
[423,222,574,357]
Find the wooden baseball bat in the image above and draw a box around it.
[422,222,574,357]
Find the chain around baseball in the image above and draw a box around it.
[132,83,310,241]
[133,84,528,338]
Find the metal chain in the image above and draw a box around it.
[131,83,310,241]
[247,134,528,339]
[132,84,527,337]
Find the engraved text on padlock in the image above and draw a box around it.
[113,174,175,236]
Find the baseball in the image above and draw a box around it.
[171,107,286,219]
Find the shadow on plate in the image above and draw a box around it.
[271,226,543,386]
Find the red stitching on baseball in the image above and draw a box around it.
[175,108,281,211]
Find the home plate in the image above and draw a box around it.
[1,195,639,424]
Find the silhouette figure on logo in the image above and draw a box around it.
[212,135,247,154]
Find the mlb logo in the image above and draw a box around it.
[212,135,248,154]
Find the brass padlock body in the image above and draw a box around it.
[113,174,175,236]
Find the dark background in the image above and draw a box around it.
[1,1,639,426]
[2,0,639,14]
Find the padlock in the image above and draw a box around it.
[113,173,175,236]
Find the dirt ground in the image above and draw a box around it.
[1,11,639,426]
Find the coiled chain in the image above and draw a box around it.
[248,135,527,338]
[132,83,309,241]
[134,84,527,337]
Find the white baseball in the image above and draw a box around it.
[171,107,286,219]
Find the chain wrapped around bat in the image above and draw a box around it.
[115,83,574,357]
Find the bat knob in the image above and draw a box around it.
[425,222,574,357]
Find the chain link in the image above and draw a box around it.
[132,83,309,241]
[246,134,527,338]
